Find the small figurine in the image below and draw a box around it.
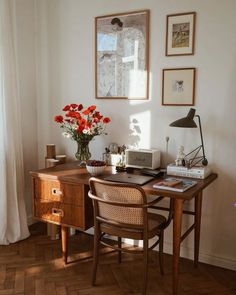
[175,145,185,166]
[109,142,119,154]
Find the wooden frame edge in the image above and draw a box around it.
[162,67,196,106]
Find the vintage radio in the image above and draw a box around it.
[125,149,161,170]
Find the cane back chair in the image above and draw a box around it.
[88,177,173,295]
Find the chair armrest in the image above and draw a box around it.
[148,197,174,229]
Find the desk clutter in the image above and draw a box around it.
[45,144,66,167]
[103,143,161,172]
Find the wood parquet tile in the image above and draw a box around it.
[0,223,235,295]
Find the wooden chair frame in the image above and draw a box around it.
[89,177,173,295]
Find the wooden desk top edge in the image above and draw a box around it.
[30,162,217,200]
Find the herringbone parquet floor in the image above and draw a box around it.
[0,223,235,295]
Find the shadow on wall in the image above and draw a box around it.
[127,118,141,147]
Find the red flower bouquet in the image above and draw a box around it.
[54,103,111,163]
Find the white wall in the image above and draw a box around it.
[18,0,235,270]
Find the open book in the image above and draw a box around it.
[153,177,198,192]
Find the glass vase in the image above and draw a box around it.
[75,140,91,166]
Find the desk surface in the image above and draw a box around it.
[31,161,217,201]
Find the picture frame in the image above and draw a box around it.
[162,68,196,106]
[166,12,196,56]
[95,10,150,99]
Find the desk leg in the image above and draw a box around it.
[61,226,69,264]
[173,199,183,295]
[194,191,202,267]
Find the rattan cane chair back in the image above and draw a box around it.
[91,181,146,226]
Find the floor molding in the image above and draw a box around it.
[163,241,236,271]
[108,235,236,271]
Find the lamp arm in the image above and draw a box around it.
[196,115,208,165]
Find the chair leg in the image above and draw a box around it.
[118,236,122,263]
[142,238,148,295]
[92,222,100,285]
[159,231,164,275]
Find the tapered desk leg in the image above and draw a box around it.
[173,199,183,295]
[194,191,203,267]
[61,226,69,264]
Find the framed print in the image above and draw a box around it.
[162,68,196,106]
[95,10,150,99]
[166,12,196,56]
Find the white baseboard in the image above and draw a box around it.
[105,235,236,271]
[163,241,236,271]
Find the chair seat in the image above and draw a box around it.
[100,213,167,240]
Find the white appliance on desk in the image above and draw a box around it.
[125,149,161,169]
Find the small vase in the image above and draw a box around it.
[75,140,91,166]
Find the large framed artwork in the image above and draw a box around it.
[166,12,196,56]
[95,10,150,99]
[162,68,196,106]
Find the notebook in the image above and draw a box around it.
[104,173,154,185]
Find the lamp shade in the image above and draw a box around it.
[169,108,197,128]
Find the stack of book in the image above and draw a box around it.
[167,163,211,179]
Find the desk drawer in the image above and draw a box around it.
[34,199,87,229]
[34,179,84,206]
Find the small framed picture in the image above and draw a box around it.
[166,12,196,56]
[162,68,196,106]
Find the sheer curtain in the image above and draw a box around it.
[0,0,30,244]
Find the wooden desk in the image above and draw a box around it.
[31,162,217,295]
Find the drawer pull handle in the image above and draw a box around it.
[52,208,64,217]
[51,188,62,196]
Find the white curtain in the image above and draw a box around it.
[0,0,30,244]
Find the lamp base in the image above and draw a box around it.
[182,145,208,168]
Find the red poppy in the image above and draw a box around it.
[74,112,81,119]
[65,111,78,118]
[65,111,71,117]
[77,125,84,133]
[94,111,103,120]
[103,117,111,123]
[63,105,70,111]
[70,103,78,109]
[79,118,87,126]
[86,121,92,128]
[82,109,90,115]
[54,115,64,123]
[93,117,100,123]
[78,104,83,111]
[88,105,96,111]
